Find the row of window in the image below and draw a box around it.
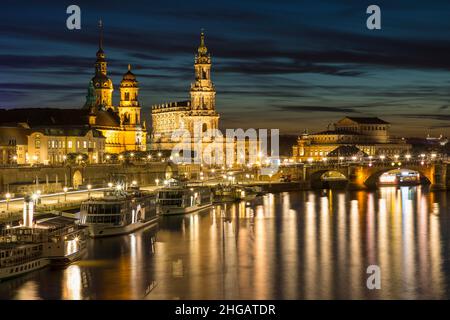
[8,260,42,274]
[48,140,98,149]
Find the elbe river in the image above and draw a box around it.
[0,186,448,299]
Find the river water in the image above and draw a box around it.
[0,186,449,300]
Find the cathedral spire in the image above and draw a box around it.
[198,29,208,56]
[91,19,114,110]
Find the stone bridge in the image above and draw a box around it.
[280,161,449,190]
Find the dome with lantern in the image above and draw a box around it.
[120,64,138,88]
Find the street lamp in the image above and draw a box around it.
[32,193,39,206]
[108,182,113,188]
[87,184,92,198]
[63,187,68,202]
[155,178,160,186]
[405,154,411,161]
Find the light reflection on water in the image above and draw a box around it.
[0,186,448,300]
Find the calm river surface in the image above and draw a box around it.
[0,186,449,299]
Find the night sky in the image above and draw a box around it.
[0,0,449,137]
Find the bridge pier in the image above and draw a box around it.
[347,165,368,190]
[430,163,447,191]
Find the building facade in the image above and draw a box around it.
[27,128,105,165]
[292,117,411,161]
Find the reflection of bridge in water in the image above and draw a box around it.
[280,161,449,190]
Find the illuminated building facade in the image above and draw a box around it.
[292,117,411,161]
[0,121,105,165]
[84,23,147,153]
[151,32,219,151]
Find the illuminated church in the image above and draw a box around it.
[84,22,147,153]
[151,32,220,151]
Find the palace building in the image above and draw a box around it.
[292,117,411,161]
[151,32,220,151]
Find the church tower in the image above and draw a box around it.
[119,64,141,126]
[91,20,114,110]
[190,31,216,113]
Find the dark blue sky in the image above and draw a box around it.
[0,0,449,136]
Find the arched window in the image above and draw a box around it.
[125,92,130,101]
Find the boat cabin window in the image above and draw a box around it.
[86,203,122,214]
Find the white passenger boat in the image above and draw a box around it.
[0,198,87,281]
[79,186,158,237]
[157,181,213,215]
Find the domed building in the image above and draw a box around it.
[82,22,147,153]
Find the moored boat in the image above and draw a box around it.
[79,186,158,238]
[0,197,87,281]
[157,180,213,215]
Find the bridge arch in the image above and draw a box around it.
[72,170,83,189]
[364,167,431,188]
[310,169,348,189]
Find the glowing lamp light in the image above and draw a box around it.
[63,187,68,193]
[108,182,113,188]
[380,155,386,160]
[87,184,92,190]
[405,154,411,160]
